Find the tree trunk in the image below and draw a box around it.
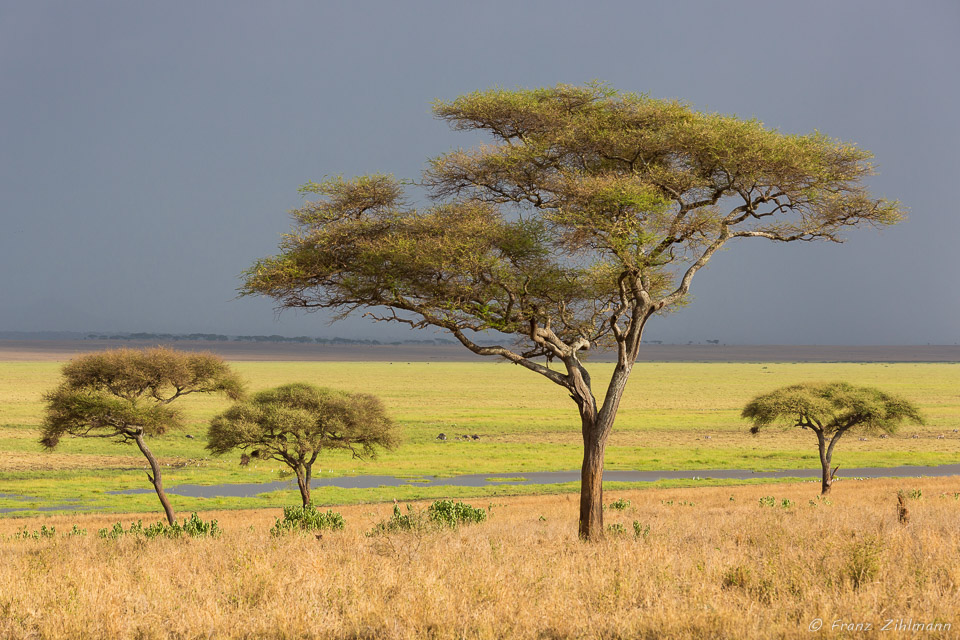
[134,433,176,525]
[821,430,846,495]
[820,459,833,495]
[295,467,311,507]
[575,360,631,541]
[817,434,833,495]
[579,422,608,540]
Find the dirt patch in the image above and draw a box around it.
[0,452,146,472]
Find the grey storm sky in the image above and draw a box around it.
[1,1,957,344]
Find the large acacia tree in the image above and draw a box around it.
[244,83,904,539]
[42,348,244,524]
[743,382,924,494]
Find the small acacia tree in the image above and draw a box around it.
[207,383,397,506]
[742,382,924,494]
[243,83,904,539]
[41,348,244,524]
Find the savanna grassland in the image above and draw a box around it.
[2,478,959,639]
[0,358,958,516]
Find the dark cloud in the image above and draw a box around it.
[1,1,957,344]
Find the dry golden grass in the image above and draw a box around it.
[2,478,959,639]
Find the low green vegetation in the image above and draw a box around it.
[758,496,794,509]
[633,521,651,540]
[608,498,631,511]
[97,512,221,539]
[269,504,345,536]
[11,524,59,540]
[427,499,488,528]
[1,360,958,516]
[368,499,488,536]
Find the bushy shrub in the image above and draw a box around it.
[98,512,221,539]
[428,500,487,528]
[633,521,651,540]
[270,504,345,536]
[608,498,631,511]
[368,500,487,536]
[368,503,425,536]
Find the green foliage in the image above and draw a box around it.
[208,382,396,458]
[97,513,221,539]
[427,499,488,528]
[368,502,426,536]
[606,523,627,536]
[270,504,345,536]
[244,84,902,359]
[757,496,793,509]
[56,347,244,402]
[660,500,696,507]
[742,381,924,436]
[632,521,651,540]
[368,500,487,536]
[12,524,57,540]
[10,523,88,540]
[41,348,244,448]
[608,498,631,511]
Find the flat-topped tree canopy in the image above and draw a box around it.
[243,83,904,539]
[42,347,244,447]
[245,83,901,367]
[742,381,925,436]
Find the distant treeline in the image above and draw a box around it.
[84,333,460,346]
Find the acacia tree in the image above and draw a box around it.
[207,383,397,506]
[41,348,244,524]
[243,83,904,539]
[742,382,924,494]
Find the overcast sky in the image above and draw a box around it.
[1,1,957,344]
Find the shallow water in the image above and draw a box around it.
[4,464,958,514]
[108,464,960,499]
